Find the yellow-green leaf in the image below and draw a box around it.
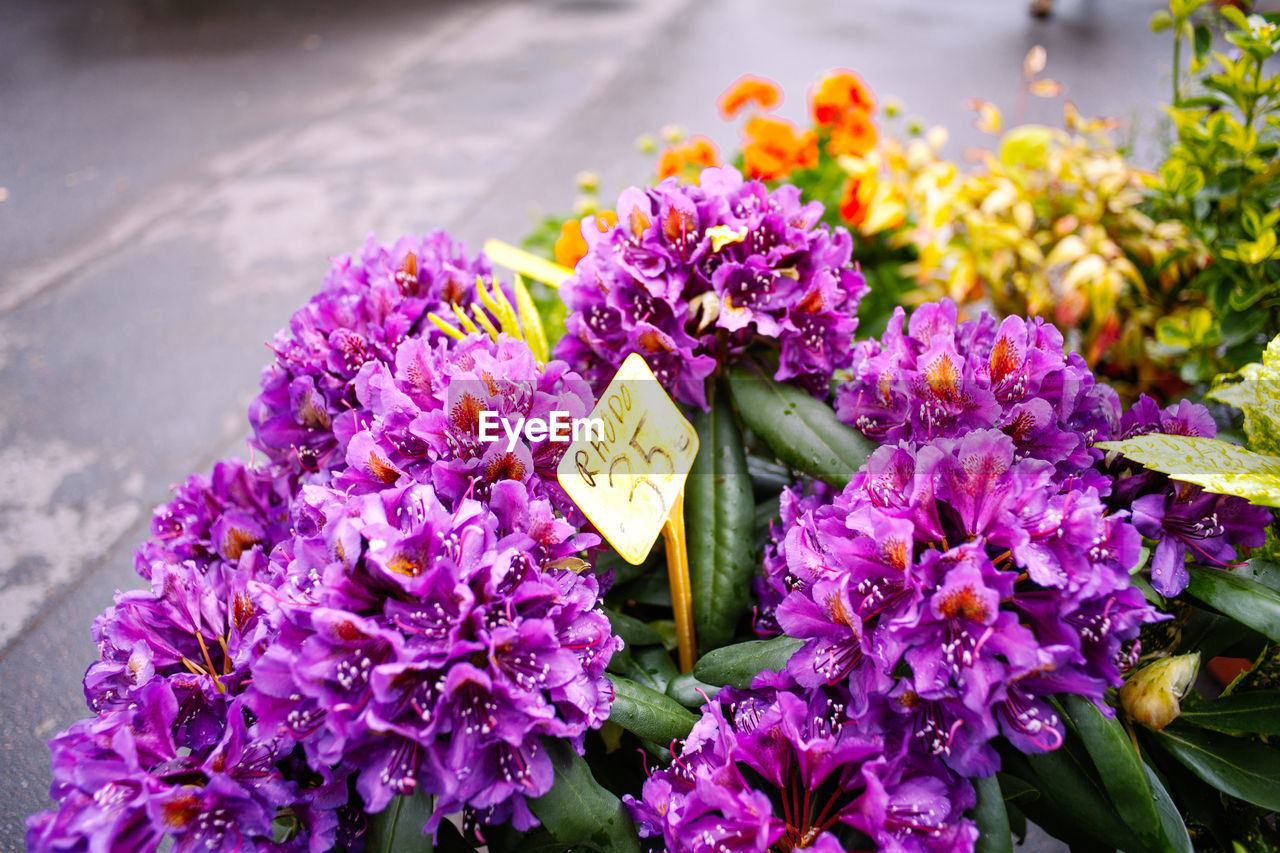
[1208,332,1280,456]
[1096,435,1280,507]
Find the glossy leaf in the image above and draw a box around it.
[692,636,802,689]
[1186,563,1280,643]
[1144,764,1194,853]
[970,774,1013,853]
[607,674,698,744]
[1061,694,1171,851]
[1017,738,1144,851]
[1179,691,1280,735]
[727,366,874,487]
[1150,721,1280,811]
[665,671,721,707]
[529,739,642,853]
[602,606,664,649]
[1207,331,1280,456]
[365,790,434,853]
[686,397,756,653]
[1095,435,1280,507]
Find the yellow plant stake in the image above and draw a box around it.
[556,354,700,672]
[660,491,695,672]
[484,239,574,288]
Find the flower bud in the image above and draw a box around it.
[1120,652,1199,731]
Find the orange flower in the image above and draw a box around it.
[810,70,877,127]
[717,74,782,119]
[827,109,878,157]
[553,212,618,270]
[656,135,723,181]
[553,220,588,269]
[742,116,817,181]
[838,176,870,226]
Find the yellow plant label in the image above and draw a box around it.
[557,353,699,563]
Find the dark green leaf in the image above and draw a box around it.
[529,739,642,853]
[686,396,757,653]
[364,790,434,853]
[665,671,721,707]
[995,772,1039,805]
[610,570,672,608]
[1234,557,1280,594]
[631,645,680,694]
[607,674,698,744]
[970,774,1013,853]
[1011,738,1144,850]
[1179,691,1280,735]
[1186,564,1280,643]
[1061,695,1170,851]
[1194,23,1213,65]
[602,606,664,649]
[1150,721,1280,811]
[727,366,874,487]
[692,636,802,689]
[1144,763,1194,853]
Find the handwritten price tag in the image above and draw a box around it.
[557,354,699,564]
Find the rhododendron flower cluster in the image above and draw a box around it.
[31,462,351,853]
[833,300,1268,596]
[248,479,618,834]
[31,235,617,852]
[626,671,978,853]
[250,232,493,484]
[556,165,868,406]
[332,332,596,522]
[760,432,1154,776]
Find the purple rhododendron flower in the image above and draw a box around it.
[759,431,1157,777]
[248,480,619,835]
[332,332,597,524]
[835,300,1107,473]
[87,460,289,713]
[250,232,493,484]
[556,166,868,407]
[27,679,343,853]
[626,671,978,853]
[835,299,1270,597]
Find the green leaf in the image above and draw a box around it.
[728,366,874,488]
[1014,738,1145,850]
[970,774,1013,853]
[365,790,435,853]
[1186,563,1280,643]
[606,674,698,744]
[625,645,680,694]
[1144,763,1195,853]
[1207,332,1280,456]
[1194,23,1214,66]
[686,396,757,653]
[1095,435,1280,506]
[665,671,721,707]
[1061,695,1171,851]
[692,636,802,689]
[1180,690,1280,735]
[1150,721,1280,810]
[602,607,664,649]
[1234,557,1280,593]
[529,739,642,853]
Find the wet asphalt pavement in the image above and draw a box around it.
[0,0,1179,844]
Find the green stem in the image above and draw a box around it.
[1173,18,1184,107]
